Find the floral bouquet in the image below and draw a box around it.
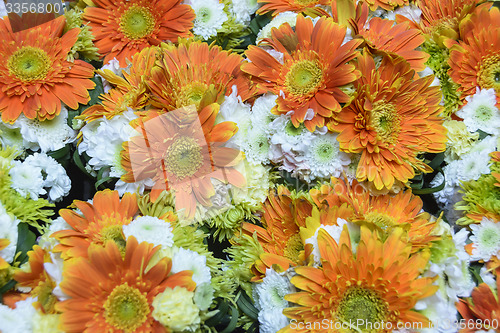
[1,0,500,332]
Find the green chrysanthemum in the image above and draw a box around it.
[0,147,54,231]
[423,41,461,117]
[64,8,100,61]
[207,203,256,241]
[456,172,500,225]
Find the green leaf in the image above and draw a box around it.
[0,280,16,301]
[205,300,230,327]
[73,150,93,178]
[412,168,445,195]
[48,144,71,161]
[219,305,240,333]
[88,75,105,106]
[95,167,114,190]
[16,223,37,265]
[428,152,445,171]
[236,290,259,321]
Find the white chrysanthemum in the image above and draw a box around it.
[257,11,297,43]
[250,94,278,129]
[23,153,71,203]
[258,308,290,333]
[122,216,174,248]
[170,248,211,286]
[269,115,316,155]
[190,0,228,40]
[38,217,73,250]
[305,219,360,265]
[9,161,45,200]
[98,58,129,93]
[253,268,294,311]
[470,218,500,261]
[302,132,351,180]
[456,150,492,181]
[457,88,500,135]
[78,110,138,178]
[0,123,25,150]
[480,266,496,289]
[231,160,271,208]
[0,202,19,263]
[44,252,69,301]
[0,297,36,333]
[229,0,259,25]
[218,87,252,149]
[242,125,271,164]
[16,107,76,153]
[385,4,422,22]
[414,292,457,333]
[0,0,7,18]
[115,178,155,196]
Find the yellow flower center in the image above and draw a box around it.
[7,46,51,82]
[336,287,388,332]
[120,5,155,40]
[364,212,396,231]
[99,224,127,253]
[478,54,500,92]
[179,82,208,108]
[286,60,323,96]
[285,120,304,136]
[104,283,150,331]
[370,101,400,144]
[164,136,204,181]
[284,233,304,262]
[33,279,57,313]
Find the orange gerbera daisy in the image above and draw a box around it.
[13,245,59,313]
[242,15,362,131]
[310,177,439,252]
[353,13,429,72]
[457,268,500,332]
[56,237,196,333]
[446,5,500,106]
[492,151,500,187]
[404,0,484,41]
[330,52,446,190]
[241,186,313,280]
[280,226,437,332]
[0,16,95,123]
[83,0,195,67]
[0,239,10,270]
[120,106,245,219]
[363,0,409,11]
[146,39,255,113]
[52,190,138,259]
[257,0,329,17]
[80,46,158,123]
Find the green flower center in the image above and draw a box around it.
[120,5,155,40]
[7,46,51,82]
[286,60,323,96]
[478,55,500,91]
[336,287,388,331]
[312,139,336,163]
[479,226,500,249]
[197,7,212,23]
[475,105,494,122]
[285,120,304,136]
[104,283,150,331]
[164,136,204,181]
[370,101,400,144]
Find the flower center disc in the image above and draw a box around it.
[284,233,303,262]
[179,82,208,108]
[104,283,150,331]
[478,55,500,92]
[336,287,388,331]
[120,5,155,40]
[285,120,304,136]
[370,101,400,144]
[164,136,204,181]
[7,46,51,82]
[286,60,323,96]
